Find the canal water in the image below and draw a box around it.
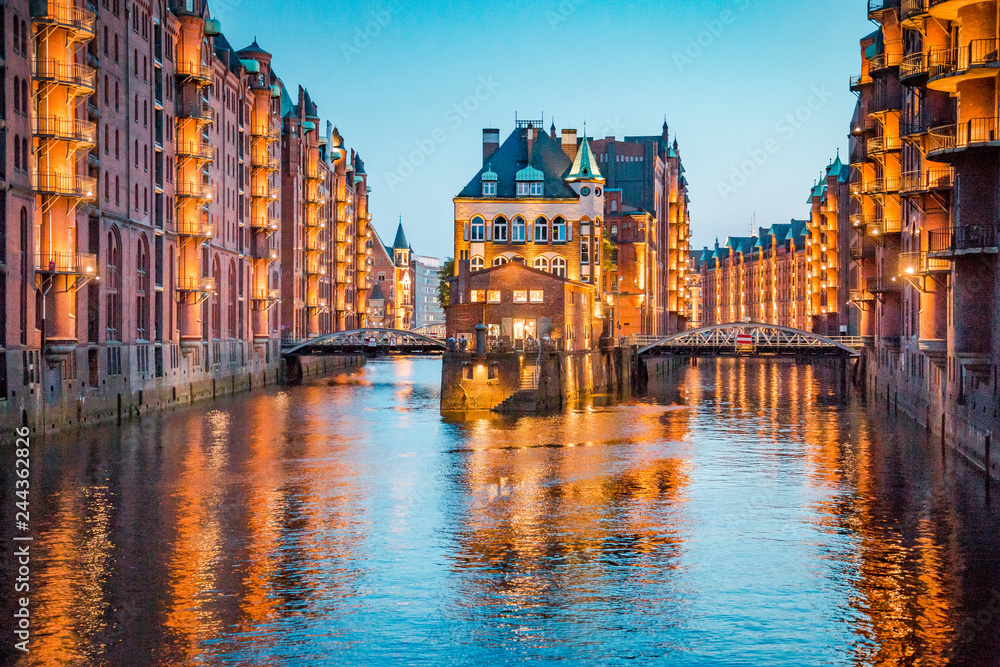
[2,357,999,666]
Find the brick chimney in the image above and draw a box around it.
[561,129,578,161]
[525,125,536,162]
[483,129,500,164]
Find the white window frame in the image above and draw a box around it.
[470,217,485,242]
[516,182,530,197]
[529,181,543,196]
[493,217,508,242]
[482,181,496,196]
[534,257,550,272]
[552,218,566,243]
[534,218,548,243]
[512,217,526,242]
[552,257,567,278]
[470,256,485,272]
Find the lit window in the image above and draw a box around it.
[512,216,526,242]
[529,181,543,196]
[513,290,528,304]
[487,290,501,303]
[470,217,485,242]
[493,256,508,266]
[534,218,548,243]
[552,257,567,278]
[493,216,508,242]
[552,217,566,242]
[581,238,590,265]
[482,181,496,196]
[471,256,485,272]
[471,290,486,303]
[530,290,544,303]
[534,257,550,272]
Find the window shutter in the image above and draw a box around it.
[464,222,469,241]
[567,222,573,242]
[527,221,533,242]
[486,221,492,242]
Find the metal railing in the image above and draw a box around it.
[900,168,954,193]
[175,220,213,238]
[175,60,213,84]
[867,276,902,293]
[868,135,902,154]
[32,2,97,36]
[900,0,928,20]
[33,59,96,93]
[177,276,216,292]
[35,252,98,275]
[175,142,216,161]
[850,288,875,303]
[33,116,97,144]
[928,117,1000,155]
[252,154,281,171]
[175,181,213,200]
[249,215,279,231]
[251,126,281,142]
[928,226,998,254]
[899,251,950,275]
[249,186,279,200]
[869,43,904,72]
[34,172,96,199]
[928,40,1000,79]
[176,102,216,123]
[251,289,281,302]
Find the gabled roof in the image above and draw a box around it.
[456,128,576,199]
[303,89,319,120]
[566,136,604,182]
[238,38,270,55]
[369,282,386,302]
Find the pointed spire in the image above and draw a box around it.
[566,132,604,182]
[392,218,409,251]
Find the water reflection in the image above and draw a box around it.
[1,357,998,665]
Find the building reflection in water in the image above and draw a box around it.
[3,357,998,665]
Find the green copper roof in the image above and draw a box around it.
[566,136,604,182]
[392,221,409,251]
[481,164,498,181]
[827,151,844,175]
[515,165,545,182]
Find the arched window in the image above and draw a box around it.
[211,256,221,339]
[534,217,548,243]
[19,208,29,345]
[552,217,567,243]
[611,224,618,240]
[13,77,19,113]
[470,216,485,242]
[534,256,550,273]
[136,236,150,340]
[493,256,508,267]
[470,256,485,272]
[228,261,237,338]
[493,216,508,243]
[552,257,567,278]
[106,228,123,341]
[611,199,618,213]
[512,216,526,243]
[21,80,28,116]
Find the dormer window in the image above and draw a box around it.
[529,181,543,196]
[517,182,530,197]
[515,165,544,197]
[481,165,498,197]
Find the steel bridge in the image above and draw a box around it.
[636,323,864,357]
[282,328,446,355]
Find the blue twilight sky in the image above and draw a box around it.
[215,0,871,260]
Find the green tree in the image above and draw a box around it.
[437,257,454,307]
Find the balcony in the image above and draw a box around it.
[175,142,216,162]
[900,52,929,82]
[304,259,326,276]
[869,217,903,237]
[899,251,951,276]
[867,276,902,294]
[850,288,876,303]
[252,155,281,171]
[900,0,930,26]
[868,91,903,116]
[869,0,901,18]
[34,172,96,200]
[175,61,214,85]
[177,276,216,294]
[305,239,324,254]
[33,60,96,95]
[175,181,213,201]
[927,40,1000,92]
[306,297,329,311]
[249,186,279,201]
[927,226,999,258]
[870,177,901,195]
[249,215,279,232]
[251,126,281,142]
[850,240,876,260]
[176,102,216,124]
[175,220,213,240]
[304,215,326,229]
[31,2,96,40]
[869,43,904,75]
[33,116,96,146]
[250,246,279,263]
[868,134,902,155]
[900,168,954,194]
[927,117,1000,160]
[35,252,98,276]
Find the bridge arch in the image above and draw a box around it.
[283,328,447,354]
[638,322,860,356]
